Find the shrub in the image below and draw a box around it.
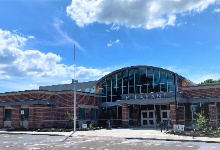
[218,127,220,133]
[66,112,74,124]
[89,123,94,129]
[194,111,208,130]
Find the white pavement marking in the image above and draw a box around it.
[81,147,87,148]
[176,145,182,146]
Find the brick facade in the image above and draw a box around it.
[122,103,129,128]
[209,102,217,128]
[133,105,139,126]
[0,91,98,128]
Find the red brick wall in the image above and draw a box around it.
[209,102,217,128]
[170,102,176,127]
[11,105,20,128]
[0,91,98,128]
[178,78,182,91]
[122,103,129,128]
[133,105,139,127]
[0,107,3,128]
[183,88,220,98]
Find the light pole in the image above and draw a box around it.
[74,44,76,133]
[173,73,178,125]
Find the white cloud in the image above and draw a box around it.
[102,71,110,76]
[214,8,220,12]
[107,39,119,47]
[67,0,215,29]
[28,35,35,39]
[106,23,120,32]
[61,80,72,84]
[0,28,107,80]
[74,66,102,79]
[189,73,220,84]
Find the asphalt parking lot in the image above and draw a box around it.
[0,133,220,150]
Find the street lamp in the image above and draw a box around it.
[74,44,76,133]
[173,73,178,125]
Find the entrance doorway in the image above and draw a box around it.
[161,110,170,126]
[141,110,155,126]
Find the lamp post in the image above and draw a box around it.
[74,44,76,133]
[173,73,178,125]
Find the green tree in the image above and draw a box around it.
[194,111,208,130]
[66,111,74,127]
[201,79,220,84]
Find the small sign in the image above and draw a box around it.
[174,124,184,131]
[82,124,87,129]
[21,110,24,115]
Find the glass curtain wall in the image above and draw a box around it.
[98,68,177,127]
[99,69,177,102]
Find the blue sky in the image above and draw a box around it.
[0,0,220,93]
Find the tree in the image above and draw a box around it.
[201,79,220,84]
[194,111,208,130]
[66,111,74,127]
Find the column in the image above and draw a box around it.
[122,103,129,128]
[133,105,139,127]
[178,103,185,125]
[209,102,217,128]
[11,105,20,128]
[0,107,3,128]
[170,102,176,127]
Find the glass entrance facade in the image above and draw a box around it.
[99,68,177,103]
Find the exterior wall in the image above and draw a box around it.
[170,102,176,127]
[183,86,220,98]
[0,91,98,128]
[178,78,182,91]
[122,103,129,128]
[209,102,217,128]
[11,105,20,128]
[0,107,3,128]
[133,105,139,126]
[170,102,185,126]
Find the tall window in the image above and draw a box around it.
[91,109,96,120]
[129,70,134,93]
[167,74,174,92]
[154,70,160,92]
[160,72,167,92]
[123,71,128,94]
[4,109,11,121]
[147,69,154,93]
[99,81,106,103]
[78,108,85,120]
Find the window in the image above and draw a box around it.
[78,108,85,120]
[4,109,11,121]
[91,109,96,120]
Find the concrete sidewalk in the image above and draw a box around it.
[0,128,220,143]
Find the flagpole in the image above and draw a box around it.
[74,44,76,133]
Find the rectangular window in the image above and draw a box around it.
[4,109,11,121]
[91,109,96,120]
[78,108,85,120]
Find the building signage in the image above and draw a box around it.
[121,92,180,100]
[21,110,24,115]
[82,124,87,129]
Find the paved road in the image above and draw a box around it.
[0,133,220,150]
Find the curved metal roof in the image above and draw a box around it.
[96,65,195,85]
